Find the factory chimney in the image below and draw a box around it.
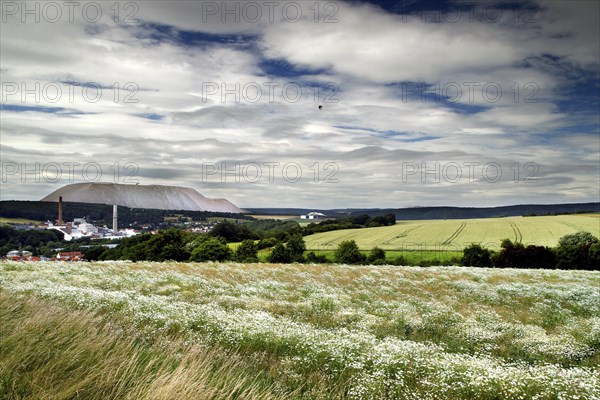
[58,196,63,225]
[112,205,118,234]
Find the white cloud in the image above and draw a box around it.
[0,0,598,208]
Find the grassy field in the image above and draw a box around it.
[0,217,43,226]
[0,292,284,400]
[1,261,598,399]
[228,246,459,265]
[305,249,463,264]
[304,214,600,251]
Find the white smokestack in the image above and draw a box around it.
[112,205,118,234]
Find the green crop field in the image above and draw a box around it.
[304,214,600,251]
[1,261,598,399]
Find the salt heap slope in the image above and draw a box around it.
[41,183,244,213]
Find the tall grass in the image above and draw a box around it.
[1,261,599,399]
[0,291,291,400]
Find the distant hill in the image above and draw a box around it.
[248,203,600,220]
[41,182,243,213]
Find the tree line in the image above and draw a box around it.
[83,229,598,271]
[461,232,599,270]
[0,201,252,228]
[208,214,397,242]
[0,226,64,257]
[2,221,597,270]
[82,228,398,265]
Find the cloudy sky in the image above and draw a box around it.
[1,0,598,209]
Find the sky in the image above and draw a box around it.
[1,0,599,209]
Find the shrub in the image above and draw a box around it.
[286,233,306,262]
[367,247,386,264]
[235,239,259,263]
[257,237,279,250]
[84,246,107,261]
[461,244,492,268]
[190,237,232,262]
[493,239,556,269]
[523,245,556,269]
[268,243,291,263]
[555,232,599,270]
[334,240,366,264]
[145,228,190,261]
[418,259,440,267]
[306,251,330,263]
[589,243,600,268]
[558,231,599,247]
[209,221,257,242]
[389,255,408,266]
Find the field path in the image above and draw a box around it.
[442,221,467,245]
[509,221,523,243]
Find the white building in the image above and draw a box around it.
[73,218,98,236]
[300,212,326,220]
[47,218,136,241]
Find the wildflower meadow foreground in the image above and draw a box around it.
[1,260,598,399]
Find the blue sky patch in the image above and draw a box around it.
[136,113,164,121]
[335,125,439,142]
[0,105,89,115]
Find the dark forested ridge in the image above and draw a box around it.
[2,201,598,226]
[0,201,251,226]
[248,203,600,219]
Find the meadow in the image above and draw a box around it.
[303,214,600,252]
[0,217,43,226]
[1,260,598,399]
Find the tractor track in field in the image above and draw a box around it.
[509,221,523,243]
[562,222,584,232]
[382,226,421,245]
[442,221,466,245]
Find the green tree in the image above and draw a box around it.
[190,237,232,262]
[461,244,492,268]
[555,232,599,270]
[306,251,329,263]
[493,239,556,269]
[351,214,370,226]
[286,233,306,262]
[257,237,279,249]
[209,221,256,242]
[493,239,524,268]
[83,246,106,261]
[145,228,189,261]
[100,247,121,260]
[500,238,523,250]
[366,216,388,227]
[117,233,153,261]
[367,247,386,264]
[558,231,599,247]
[235,239,259,263]
[389,255,408,266]
[268,243,291,263]
[384,213,396,226]
[523,245,556,269]
[589,243,600,268]
[334,240,366,264]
